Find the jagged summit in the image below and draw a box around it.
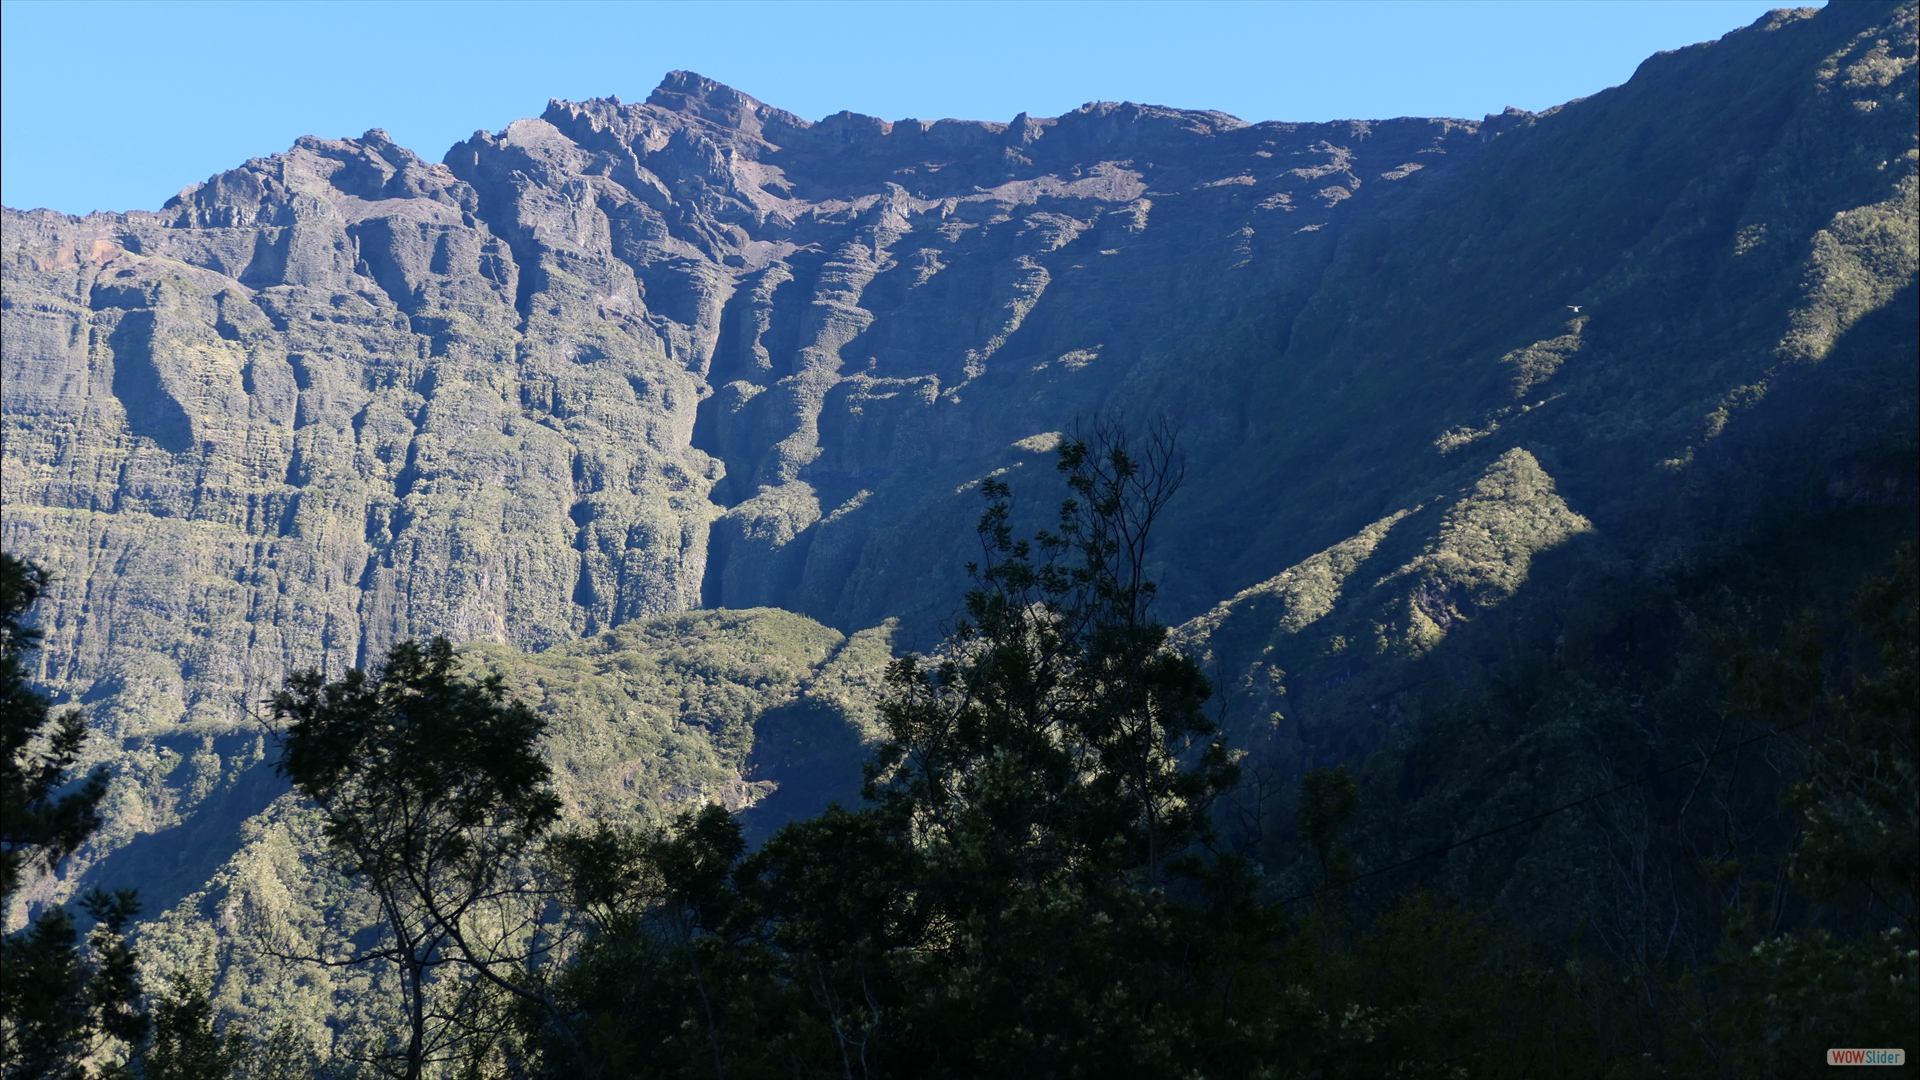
[96,68,1369,236]
[571,69,1257,160]
[643,69,816,134]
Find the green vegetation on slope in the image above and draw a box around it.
[7,416,1918,1076]
[523,439,1913,1076]
[126,607,889,1066]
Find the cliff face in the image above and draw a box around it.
[0,65,1487,711]
[3,70,1488,689]
[3,1,1915,925]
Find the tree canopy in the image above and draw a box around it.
[274,637,563,1079]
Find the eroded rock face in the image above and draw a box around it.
[487,78,1493,629]
[1,73,1483,718]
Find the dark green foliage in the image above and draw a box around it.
[140,976,318,1080]
[0,890,148,1080]
[540,805,758,1076]
[526,432,1732,1078]
[274,637,564,1079]
[1785,542,1917,930]
[1295,535,1920,1076]
[1,553,107,907]
[142,973,246,1080]
[1702,543,1919,1074]
[533,431,1259,1076]
[125,610,884,1069]
[1297,764,1360,888]
[0,5,1907,1074]
[523,448,1920,1078]
[872,425,1235,886]
[276,638,562,871]
[2,554,146,1079]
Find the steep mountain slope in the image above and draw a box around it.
[0,66,1485,683]
[1176,0,1916,755]
[2,0,1914,952]
[124,608,890,1059]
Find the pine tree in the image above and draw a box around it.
[1,553,147,1078]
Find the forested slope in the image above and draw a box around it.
[118,607,891,1061]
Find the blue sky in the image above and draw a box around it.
[2,0,1791,216]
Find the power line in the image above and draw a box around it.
[1277,718,1813,906]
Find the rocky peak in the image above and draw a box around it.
[644,70,813,139]
[161,130,474,230]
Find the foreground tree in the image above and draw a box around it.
[539,427,1273,1077]
[536,429,1842,1079]
[1,554,108,913]
[1786,541,1917,932]
[247,445,1916,1077]
[274,637,562,1080]
[0,553,147,1079]
[1712,542,1919,1070]
[140,973,247,1080]
[873,424,1234,887]
[838,423,1242,1066]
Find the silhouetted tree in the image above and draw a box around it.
[141,972,246,1080]
[1711,543,1919,1070]
[275,637,562,1080]
[540,426,1262,1077]
[1,554,107,909]
[1298,764,1361,889]
[1,553,147,1079]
